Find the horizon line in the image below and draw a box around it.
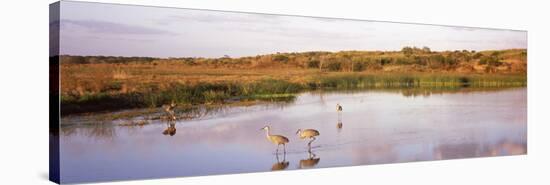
[56,47,528,59]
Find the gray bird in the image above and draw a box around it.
[296,129,320,146]
[260,125,289,154]
[162,102,177,121]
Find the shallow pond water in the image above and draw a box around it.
[59,88,527,183]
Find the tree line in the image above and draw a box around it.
[59,47,527,73]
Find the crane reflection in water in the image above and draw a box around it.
[299,147,320,169]
[271,152,289,171]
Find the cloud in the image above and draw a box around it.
[60,19,177,35]
[79,35,156,43]
[152,12,283,25]
[239,25,368,41]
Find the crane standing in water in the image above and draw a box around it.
[336,103,343,128]
[296,129,320,147]
[162,101,177,136]
[260,126,289,154]
[162,102,177,122]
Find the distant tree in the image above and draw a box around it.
[429,54,446,65]
[87,57,101,64]
[341,54,353,72]
[396,57,413,65]
[478,55,501,66]
[379,58,392,65]
[61,56,88,64]
[319,55,328,71]
[272,54,289,63]
[422,46,431,53]
[473,53,483,59]
[402,47,414,57]
[327,62,342,71]
[413,56,427,65]
[444,54,459,66]
[351,57,367,71]
[353,62,366,71]
[307,60,320,68]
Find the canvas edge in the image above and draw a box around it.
[49,1,61,184]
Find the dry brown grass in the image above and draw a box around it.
[60,61,525,99]
[60,62,320,97]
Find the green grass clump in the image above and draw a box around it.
[312,73,526,89]
[61,79,303,115]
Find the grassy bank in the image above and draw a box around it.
[60,79,302,115]
[60,73,526,115]
[312,73,526,89]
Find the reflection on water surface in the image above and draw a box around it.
[59,88,527,183]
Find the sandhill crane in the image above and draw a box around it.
[296,129,320,146]
[260,126,289,154]
[163,101,176,112]
[336,103,343,122]
[162,101,177,122]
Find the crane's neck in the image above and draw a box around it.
[265,128,271,138]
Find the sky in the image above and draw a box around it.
[54,1,527,58]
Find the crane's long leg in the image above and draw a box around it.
[283,144,286,154]
[308,137,317,146]
[276,144,280,155]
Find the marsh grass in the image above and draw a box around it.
[312,73,526,89]
[61,79,302,115]
[60,73,525,115]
